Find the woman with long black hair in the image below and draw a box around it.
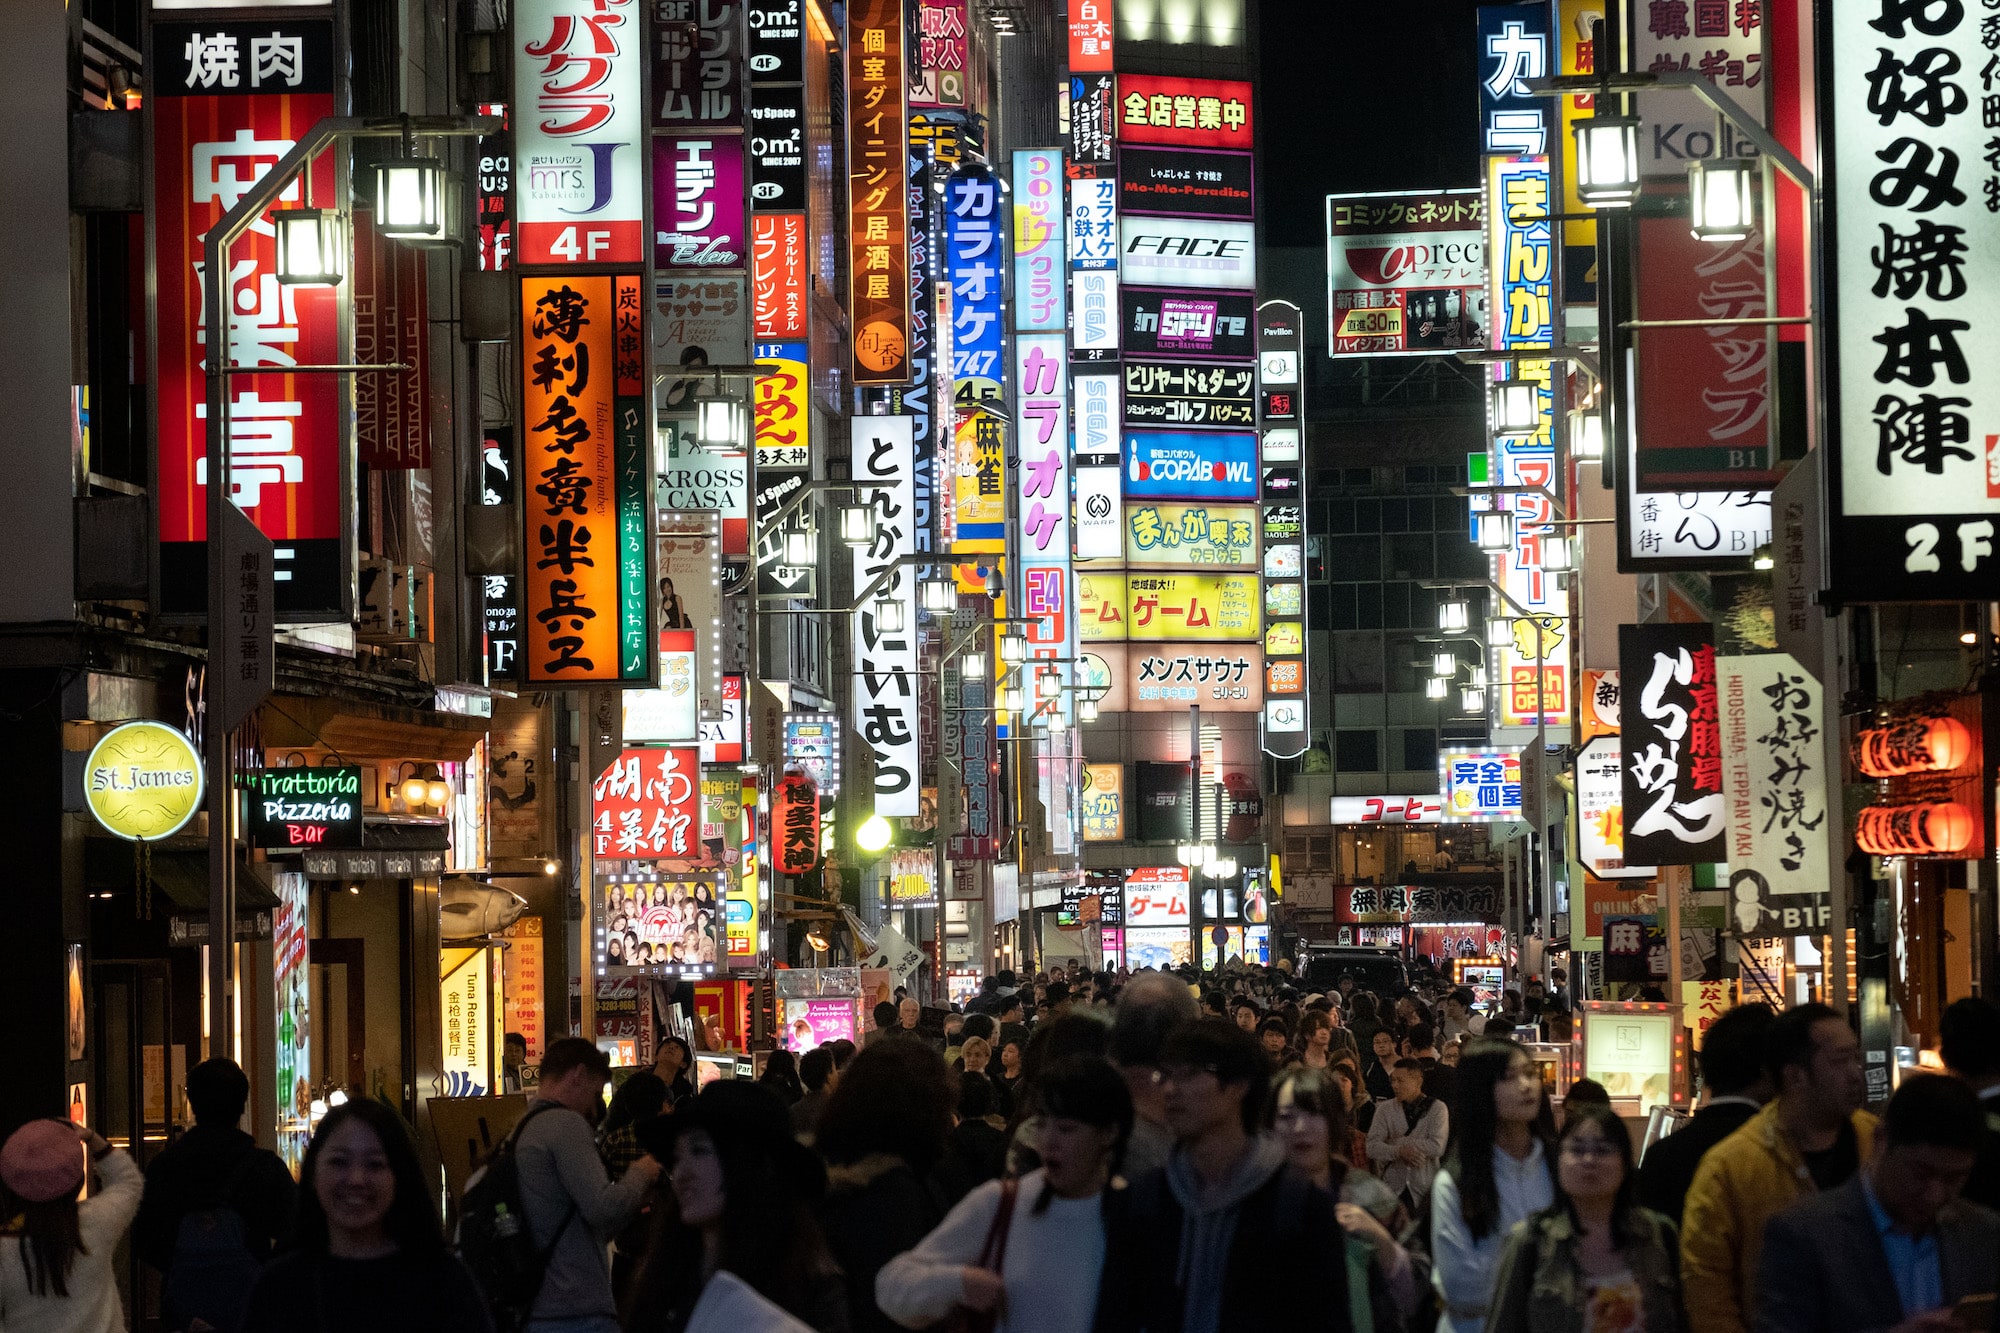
[1427,1039,1555,1333]
[876,1056,1132,1333]
[0,1120,143,1332]
[621,1081,847,1332]
[239,1100,491,1333]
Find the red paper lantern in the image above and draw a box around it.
[776,773,821,875]
[1854,801,1975,856]
[1852,716,1973,777]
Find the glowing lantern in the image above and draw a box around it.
[1852,716,1973,777]
[1854,801,1976,856]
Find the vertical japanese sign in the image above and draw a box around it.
[732,769,762,967]
[1619,623,1725,865]
[753,213,809,339]
[152,19,343,621]
[1554,0,1598,301]
[652,135,748,268]
[852,416,920,815]
[1074,371,1124,560]
[352,209,431,469]
[1826,1,2000,600]
[1013,149,1066,333]
[845,0,912,385]
[753,341,813,596]
[1476,3,1550,153]
[1629,0,1767,175]
[946,162,1006,404]
[1016,335,1074,727]
[591,746,701,857]
[1485,155,1568,735]
[514,0,645,265]
[1717,652,1828,895]
[776,772,820,874]
[1069,0,1113,70]
[1070,174,1120,355]
[519,274,655,684]
[1070,74,1117,165]
[1259,304,1304,750]
[653,0,748,128]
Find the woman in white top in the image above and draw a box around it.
[877,1055,1131,1333]
[1427,1039,1555,1333]
[0,1119,145,1333]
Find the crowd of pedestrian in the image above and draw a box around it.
[6,967,1999,1333]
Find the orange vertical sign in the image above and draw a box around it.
[845,0,911,384]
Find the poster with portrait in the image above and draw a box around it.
[603,874,722,973]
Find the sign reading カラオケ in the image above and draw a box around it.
[1827,0,2000,600]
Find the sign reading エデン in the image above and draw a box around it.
[513,0,645,265]
[152,20,343,621]
[1827,0,2000,600]
[85,723,205,842]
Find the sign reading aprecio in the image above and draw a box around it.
[251,767,364,850]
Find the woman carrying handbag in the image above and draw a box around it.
[875,1057,1131,1333]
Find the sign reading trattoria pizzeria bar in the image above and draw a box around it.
[1827,1,2000,600]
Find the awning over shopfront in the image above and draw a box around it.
[261,695,487,763]
[84,835,280,911]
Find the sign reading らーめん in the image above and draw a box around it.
[250,767,363,850]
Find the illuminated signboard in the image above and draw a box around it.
[1117,74,1252,150]
[1120,216,1256,290]
[945,162,1006,403]
[653,0,747,128]
[250,767,363,849]
[1124,430,1258,502]
[1325,188,1487,357]
[852,416,920,815]
[1440,747,1524,822]
[518,273,654,684]
[1118,502,1257,568]
[653,135,748,270]
[1081,764,1125,841]
[1125,865,1190,926]
[1123,288,1257,359]
[1079,572,1259,643]
[1119,147,1254,219]
[1127,646,1261,711]
[591,747,703,858]
[844,0,911,385]
[1123,359,1256,429]
[514,0,645,264]
[1012,149,1065,333]
[1068,0,1113,71]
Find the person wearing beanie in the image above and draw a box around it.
[0,1118,144,1332]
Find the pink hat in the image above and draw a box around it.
[1,1120,85,1203]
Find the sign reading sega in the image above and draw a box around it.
[1124,430,1257,501]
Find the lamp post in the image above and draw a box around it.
[198,113,494,1057]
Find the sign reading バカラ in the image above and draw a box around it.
[85,722,205,841]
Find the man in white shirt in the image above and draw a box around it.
[1366,1058,1449,1206]
[1440,987,1487,1041]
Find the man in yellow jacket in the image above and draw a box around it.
[1681,1002,1876,1333]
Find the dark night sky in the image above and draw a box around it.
[1260,1,1488,248]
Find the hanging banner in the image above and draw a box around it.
[591,746,702,858]
[653,135,748,270]
[653,0,748,127]
[514,0,646,265]
[1013,149,1065,331]
[945,162,1006,403]
[152,18,343,620]
[1324,188,1487,357]
[1826,2,2000,600]
[476,102,512,272]
[1619,623,1725,865]
[1068,0,1114,70]
[949,673,999,859]
[519,273,654,684]
[352,209,431,469]
[851,416,920,815]
[776,772,820,874]
[1553,0,1598,302]
[844,0,911,385]
[1576,735,1653,879]
[1717,653,1829,895]
[950,408,1007,551]
[1116,74,1253,149]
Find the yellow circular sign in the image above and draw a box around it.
[84,721,205,841]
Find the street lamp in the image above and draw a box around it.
[1461,685,1487,715]
[1432,651,1456,678]
[1543,533,1575,573]
[1079,694,1099,723]
[374,154,446,238]
[1000,633,1027,665]
[697,397,745,452]
[1488,614,1514,648]
[1489,377,1540,438]
[1573,114,1642,207]
[1569,408,1605,461]
[272,208,347,286]
[1475,510,1515,552]
[920,578,956,614]
[1037,670,1061,701]
[960,650,986,678]
[1425,676,1448,701]
[1438,599,1471,634]
[999,683,1024,712]
[839,504,876,547]
[1689,157,1757,242]
[871,596,905,634]
[855,813,894,852]
[782,527,814,566]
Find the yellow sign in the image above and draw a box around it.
[951,409,1006,552]
[1124,573,1259,641]
[1557,0,1602,261]
[1118,502,1258,568]
[1081,764,1125,841]
[440,947,497,1097]
[84,721,204,841]
[1264,620,1304,655]
[1077,572,1128,641]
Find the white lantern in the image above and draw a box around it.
[1490,378,1540,438]
[1432,651,1457,678]
[871,597,905,634]
[1438,599,1471,633]
[273,208,347,286]
[839,504,876,547]
[1426,676,1447,701]
[375,158,445,237]
[1476,510,1516,552]
[1573,115,1641,207]
[1689,157,1757,242]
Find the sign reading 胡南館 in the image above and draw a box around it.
[514,0,645,265]
[85,722,205,842]
[852,417,920,816]
[1324,189,1487,357]
[1826,4,2000,600]
[1619,623,1725,865]
[1116,75,1252,151]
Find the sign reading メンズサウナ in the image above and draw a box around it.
[1826,2,2000,600]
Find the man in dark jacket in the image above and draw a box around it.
[1637,1001,1774,1224]
[1096,1018,1349,1333]
[135,1059,297,1327]
[1939,994,2000,1212]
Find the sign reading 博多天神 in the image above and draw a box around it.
[85,722,205,841]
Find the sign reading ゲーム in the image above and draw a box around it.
[250,767,364,850]
[85,723,205,841]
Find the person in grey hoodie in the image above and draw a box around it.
[1095,1018,1350,1333]
[515,1037,660,1333]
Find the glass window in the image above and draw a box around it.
[1335,729,1380,772]
[1353,498,1381,532]
[1402,727,1439,772]
[1356,583,1382,630]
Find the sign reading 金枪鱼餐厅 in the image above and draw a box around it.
[1826,1,2000,600]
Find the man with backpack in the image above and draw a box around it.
[135,1058,296,1333]
[508,1036,659,1331]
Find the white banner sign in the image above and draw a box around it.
[1119,216,1257,289]
[1576,735,1653,879]
[513,0,646,266]
[851,416,920,815]
[1717,653,1829,896]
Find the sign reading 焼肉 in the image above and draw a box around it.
[250,767,363,850]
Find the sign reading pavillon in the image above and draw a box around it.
[1827,0,2000,600]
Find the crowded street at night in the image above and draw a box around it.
[3,0,1999,1330]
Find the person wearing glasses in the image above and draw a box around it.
[1485,1102,1687,1333]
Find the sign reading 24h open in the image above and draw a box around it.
[1827,0,2000,600]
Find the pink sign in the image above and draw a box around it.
[653,136,747,270]
[783,998,858,1049]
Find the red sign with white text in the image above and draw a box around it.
[753,212,808,340]
[1068,0,1113,71]
[592,747,702,858]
